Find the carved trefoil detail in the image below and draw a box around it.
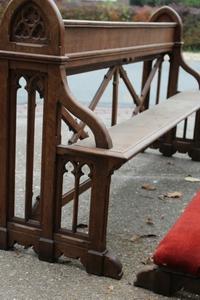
[11,2,49,44]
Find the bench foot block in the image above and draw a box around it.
[0,227,9,250]
[134,265,200,296]
[159,143,177,157]
[82,250,123,280]
[188,147,200,161]
[38,238,56,263]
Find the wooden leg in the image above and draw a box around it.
[38,238,55,263]
[38,69,59,263]
[81,159,123,279]
[0,228,9,250]
[189,146,200,162]
[188,110,200,161]
[159,129,177,157]
[0,62,10,250]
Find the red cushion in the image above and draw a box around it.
[153,191,200,276]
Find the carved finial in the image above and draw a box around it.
[11,2,49,44]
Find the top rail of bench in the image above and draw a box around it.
[0,0,182,72]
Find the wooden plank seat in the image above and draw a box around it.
[0,0,200,281]
[58,91,200,161]
[134,190,200,297]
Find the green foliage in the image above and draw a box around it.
[130,0,200,6]
[60,3,135,22]
[130,0,172,5]
[181,0,200,7]
[183,14,200,50]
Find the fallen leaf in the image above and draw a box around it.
[185,176,200,182]
[165,192,183,198]
[159,192,183,200]
[141,234,157,238]
[130,234,141,242]
[108,285,114,292]
[142,184,156,191]
[130,233,157,243]
[141,255,154,265]
[146,217,154,225]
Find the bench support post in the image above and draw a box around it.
[81,158,123,279]
[0,60,10,250]
[54,152,123,279]
[188,110,200,161]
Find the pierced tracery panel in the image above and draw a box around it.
[11,2,49,44]
[10,71,45,222]
[60,161,92,235]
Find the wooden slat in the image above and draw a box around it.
[119,66,141,107]
[140,57,163,109]
[156,60,163,104]
[62,179,92,206]
[112,68,119,126]
[25,89,36,221]
[62,107,88,140]
[69,67,116,144]
[57,91,200,161]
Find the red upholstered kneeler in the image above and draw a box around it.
[135,191,200,296]
[154,190,200,276]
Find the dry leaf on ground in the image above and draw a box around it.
[141,255,154,265]
[108,285,114,292]
[130,233,157,243]
[159,191,183,200]
[142,234,157,238]
[185,176,200,182]
[142,184,156,191]
[146,217,154,225]
[165,192,183,198]
[130,234,141,242]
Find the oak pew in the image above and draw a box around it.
[0,0,199,280]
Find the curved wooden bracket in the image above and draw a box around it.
[179,52,200,89]
[58,67,113,149]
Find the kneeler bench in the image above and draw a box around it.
[135,191,200,296]
[1,0,200,281]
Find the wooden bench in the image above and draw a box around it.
[0,0,200,280]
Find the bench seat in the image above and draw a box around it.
[57,91,200,161]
